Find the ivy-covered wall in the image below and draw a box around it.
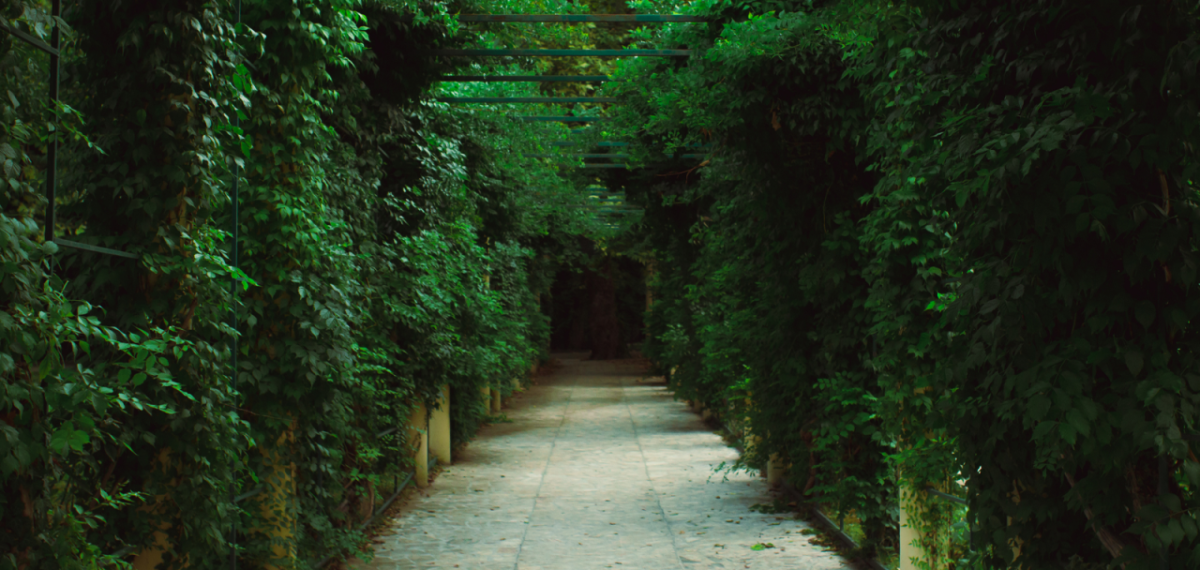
[617,0,1200,568]
[9,0,1200,568]
[0,0,590,567]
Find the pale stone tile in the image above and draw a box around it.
[354,354,854,570]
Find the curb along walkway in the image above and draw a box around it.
[355,353,854,570]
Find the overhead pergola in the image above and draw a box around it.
[436,13,710,227]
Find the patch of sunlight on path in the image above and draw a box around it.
[350,353,855,570]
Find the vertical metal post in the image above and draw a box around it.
[1160,453,1168,570]
[44,0,61,246]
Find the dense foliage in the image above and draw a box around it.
[616,0,1200,568]
[8,0,1200,569]
[0,0,609,567]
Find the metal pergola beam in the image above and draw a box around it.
[431,49,690,57]
[563,206,641,210]
[525,153,630,159]
[441,75,618,82]
[0,21,59,55]
[549,142,712,149]
[530,153,705,159]
[526,153,708,158]
[551,142,628,147]
[457,14,706,23]
[515,116,604,122]
[437,97,617,103]
[53,238,139,259]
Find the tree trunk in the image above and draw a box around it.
[587,257,624,359]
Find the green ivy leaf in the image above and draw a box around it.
[1032,420,1057,441]
[978,299,1000,315]
[1134,300,1155,329]
[1181,513,1198,541]
[49,423,89,455]
[1136,504,1170,523]
[1065,408,1089,437]
[1027,395,1051,421]
[1058,421,1077,445]
[1126,349,1144,377]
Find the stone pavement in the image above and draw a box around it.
[353,353,854,570]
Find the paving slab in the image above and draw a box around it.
[352,354,854,570]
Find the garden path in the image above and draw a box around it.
[352,353,854,570]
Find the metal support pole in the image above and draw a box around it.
[44,0,60,247]
[1160,453,1169,570]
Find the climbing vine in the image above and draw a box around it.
[9,1,1199,569]
[615,0,1200,568]
[1,0,596,567]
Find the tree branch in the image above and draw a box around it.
[1063,469,1129,569]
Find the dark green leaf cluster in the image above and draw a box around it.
[1,0,578,567]
[616,0,1200,567]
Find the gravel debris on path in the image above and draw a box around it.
[352,353,854,570]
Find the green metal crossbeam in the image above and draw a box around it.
[437,97,617,103]
[457,14,706,23]
[525,153,629,158]
[0,22,59,56]
[516,116,604,122]
[441,75,617,82]
[528,152,707,158]
[551,142,628,147]
[527,153,707,158]
[431,49,690,57]
[564,206,641,211]
[553,142,711,148]
[53,238,139,259]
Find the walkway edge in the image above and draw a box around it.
[779,481,890,570]
[692,405,893,570]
